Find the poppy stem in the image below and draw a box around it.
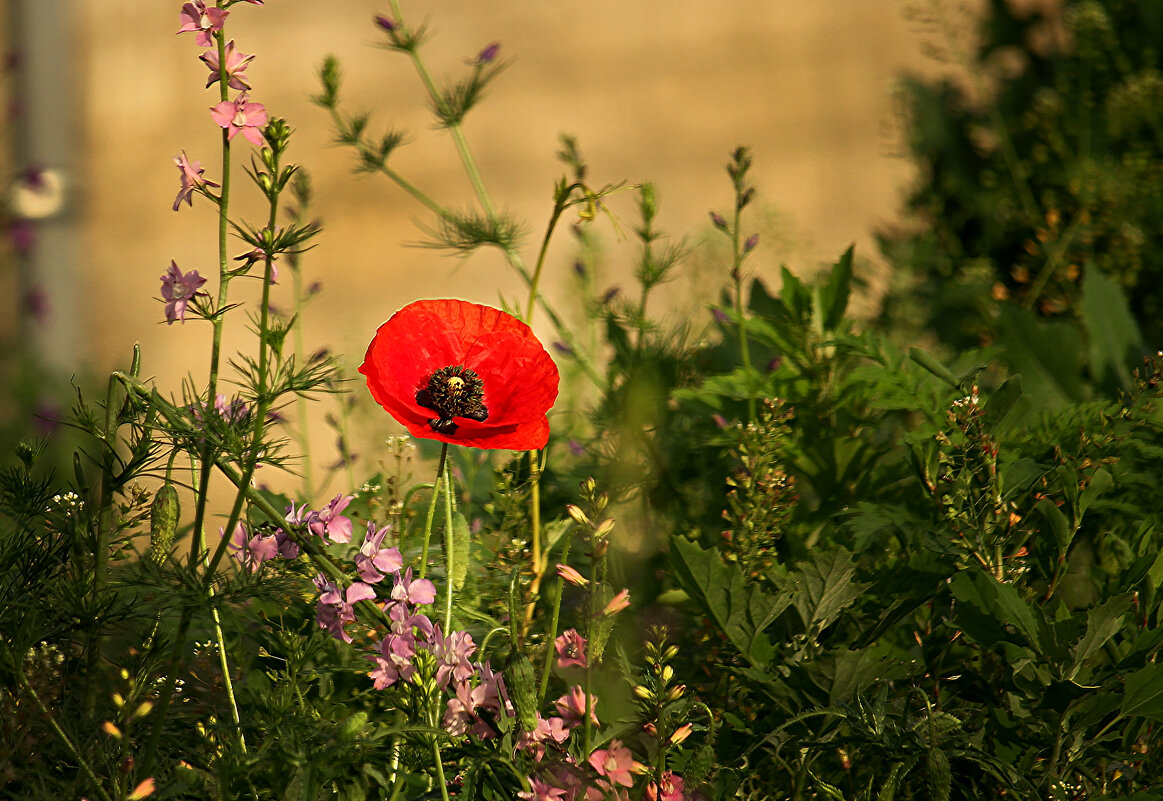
[418,442,449,578]
[441,455,455,633]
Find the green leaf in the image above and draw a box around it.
[669,537,789,667]
[1082,266,1142,391]
[791,548,866,634]
[819,245,854,330]
[1123,662,1163,721]
[909,348,959,387]
[982,374,1026,432]
[1066,593,1130,682]
[999,458,1048,503]
[995,304,1086,408]
[1037,497,1073,555]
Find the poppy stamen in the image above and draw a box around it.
[416,365,488,435]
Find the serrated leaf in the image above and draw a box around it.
[669,537,789,667]
[791,548,865,634]
[1067,593,1130,681]
[1037,497,1074,555]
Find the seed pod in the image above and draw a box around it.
[149,483,180,565]
[503,650,538,731]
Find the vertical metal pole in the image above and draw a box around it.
[9,0,80,375]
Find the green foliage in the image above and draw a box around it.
[881,0,1163,351]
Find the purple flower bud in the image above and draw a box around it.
[744,234,759,253]
[476,42,500,64]
[712,413,729,429]
[307,281,323,296]
[374,14,397,31]
[553,341,574,356]
[601,286,621,303]
[712,307,729,324]
[573,260,586,277]
[767,356,783,372]
[709,211,727,230]
[568,439,586,456]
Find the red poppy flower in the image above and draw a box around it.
[359,299,560,450]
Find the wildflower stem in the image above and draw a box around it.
[289,207,313,499]
[537,529,574,704]
[190,33,236,565]
[430,740,452,801]
[419,442,449,578]
[732,200,756,422]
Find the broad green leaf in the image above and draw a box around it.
[989,577,1048,655]
[1082,266,1142,391]
[995,304,1085,408]
[791,548,865,634]
[1121,662,1163,721]
[669,537,789,667]
[909,348,959,387]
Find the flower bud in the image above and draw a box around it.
[566,504,590,526]
[661,665,674,682]
[670,723,694,744]
[102,721,122,739]
[593,518,616,539]
[633,684,654,701]
[709,210,728,231]
[374,14,397,31]
[556,563,589,586]
[744,233,759,253]
[667,684,686,702]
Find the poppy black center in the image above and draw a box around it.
[416,365,488,436]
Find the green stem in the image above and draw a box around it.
[430,740,452,801]
[441,456,455,633]
[732,203,756,421]
[419,442,449,578]
[537,530,574,704]
[290,259,313,499]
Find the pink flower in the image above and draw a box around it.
[172,151,219,211]
[314,573,376,643]
[369,634,416,688]
[308,494,354,543]
[210,92,268,147]
[177,1,228,48]
[430,627,477,689]
[391,567,436,606]
[554,629,587,669]
[646,772,685,801]
[587,739,641,788]
[226,522,278,572]
[517,777,566,801]
[200,40,254,90]
[356,522,403,583]
[554,685,598,729]
[516,713,571,760]
[160,260,207,324]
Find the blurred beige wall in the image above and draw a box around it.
[78,1,944,368]
[16,0,964,492]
